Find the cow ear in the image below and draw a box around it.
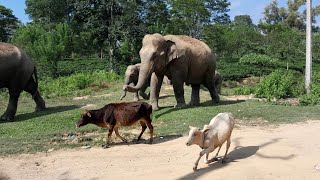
[86,111,91,117]
[203,126,210,133]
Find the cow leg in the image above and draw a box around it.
[204,153,210,164]
[222,138,231,164]
[114,127,127,143]
[193,146,216,171]
[137,121,147,141]
[206,145,222,164]
[143,119,153,144]
[102,127,114,148]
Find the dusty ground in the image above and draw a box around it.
[1,121,320,180]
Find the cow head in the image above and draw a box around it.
[76,110,92,128]
[186,126,203,146]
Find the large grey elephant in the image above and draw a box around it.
[120,63,150,101]
[0,42,46,121]
[124,34,219,110]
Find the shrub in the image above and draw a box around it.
[299,72,320,105]
[234,86,255,95]
[239,53,278,67]
[39,70,122,98]
[255,70,304,100]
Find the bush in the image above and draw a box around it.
[234,86,255,95]
[255,70,304,100]
[239,53,278,67]
[299,72,320,105]
[39,70,122,98]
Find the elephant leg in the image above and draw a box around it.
[205,72,220,104]
[172,78,186,108]
[24,77,46,112]
[139,83,149,100]
[149,73,164,110]
[189,84,200,106]
[1,90,20,121]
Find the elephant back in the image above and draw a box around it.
[0,43,34,83]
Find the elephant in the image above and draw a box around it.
[120,63,172,101]
[0,42,46,121]
[120,63,150,101]
[124,34,219,110]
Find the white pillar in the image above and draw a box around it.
[305,0,312,94]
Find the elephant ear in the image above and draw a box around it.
[166,40,180,63]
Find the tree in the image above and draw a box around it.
[0,5,19,42]
[260,0,320,32]
[206,0,231,24]
[266,26,304,69]
[25,0,71,24]
[12,23,72,78]
[168,0,231,38]
[233,15,254,28]
[143,0,170,34]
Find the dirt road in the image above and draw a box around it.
[1,121,320,180]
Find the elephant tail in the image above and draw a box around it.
[33,66,39,89]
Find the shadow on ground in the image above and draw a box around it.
[0,105,79,123]
[102,134,183,148]
[177,137,295,180]
[155,99,245,119]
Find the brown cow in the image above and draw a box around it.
[76,102,154,147]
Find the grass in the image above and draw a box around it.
[1,82,320,156]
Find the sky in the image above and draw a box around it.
[0,0,319,25]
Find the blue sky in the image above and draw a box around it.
[0,0,319,25]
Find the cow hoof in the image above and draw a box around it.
[102,144,110,149]
[222,159,227,164]
[193,166,198,171]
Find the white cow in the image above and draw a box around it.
[186,112,235,171]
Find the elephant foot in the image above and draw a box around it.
[35,96,46,112]
[213,98,220,104]
[0,112,14,121]
[152,105,159,111]
[174,103,187,109]
[35,103,46,112]
[188,101,200,107]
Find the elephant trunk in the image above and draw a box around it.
[124,62,153,93]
